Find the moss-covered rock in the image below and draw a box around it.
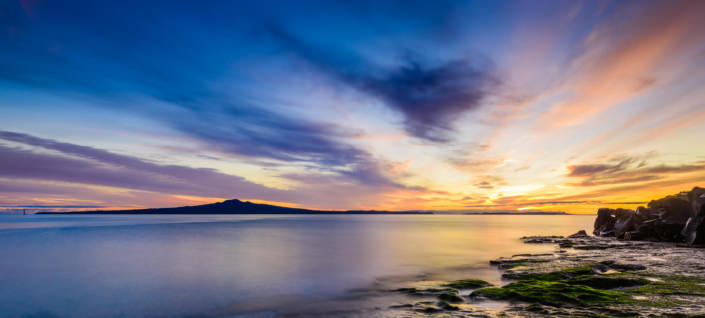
[503,264,598,281]
[472,280,632,307]
[443,279,492,289]
[623,275,705,297]
[438,291,464,303]
[437,300,460,310]
[565,275,649,289]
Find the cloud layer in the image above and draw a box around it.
[1,0,704,213]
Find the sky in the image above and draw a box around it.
[1,0,704,214]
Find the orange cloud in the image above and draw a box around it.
[540,1,705,128]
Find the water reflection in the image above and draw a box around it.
[0,214,594,317]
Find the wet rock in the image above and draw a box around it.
[490,257,552,269]
[443,279,492,289]
[682,187,705,245]
[594,208,616,236]
[502,264,600,281]
[415,306,442,313]
[568,230,589,238]
[649,192,691,225]
[393,287,456,297]
[472,280,631,307]
[600,260,647,271]
[437,291,464,303]
[565,276,649,289]
[521,235,564,244]
[593,187,705,245]
[613,209,637,238]
[437,300,460,310]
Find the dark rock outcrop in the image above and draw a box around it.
[682,187,705,245]
[594,208,616,236]
[568,230,589,238]
[593,187,705,245]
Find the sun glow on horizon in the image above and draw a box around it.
[1,0,704,215]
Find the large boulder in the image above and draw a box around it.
[613,209,637,239]
[635,206,658,221]
[681,187,705,245]
[592,187,705,244]
[648,192,691,225]
[593,208,616,236]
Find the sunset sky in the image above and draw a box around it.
[1,0,704,214]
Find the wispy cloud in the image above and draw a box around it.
[0,131,427,210]
[566,154,705,186]
[268,26,500,142]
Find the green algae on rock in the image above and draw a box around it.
[443,279,492,289]
[472,279,633,307]
[502,263,599,281]
[438,291,464,303]
[564,275,649,289]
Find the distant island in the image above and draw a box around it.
[36,199,433,215]
[34,199,572,215]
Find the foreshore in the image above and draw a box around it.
[376,231,705,317]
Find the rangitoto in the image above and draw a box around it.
[35,198,433,215]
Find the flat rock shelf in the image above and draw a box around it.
[376,231,705,317]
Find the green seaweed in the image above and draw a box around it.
[444,279,492,289]
[503,264,597,281]
[473,280,632,307]
[438,291,464,303]
[565,275,649,289]
[623,275,705,297]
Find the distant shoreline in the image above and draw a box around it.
[36,211,433,215]
[33,198,569,215]
[34,211,571,215]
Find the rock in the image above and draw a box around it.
[594,208,616,236]
[472,280,631,307]
[444,279,492,289]
[648,192,691,225]
[600,260,647,271]
[415,306,442,313]
[568,230,589,238]
[437,300,460,310]
[613,209,637,238]
[438,291,464,303]
[565,276,649,289]
[635,206,658,220]
[682,187,705,245]
[593,187,705,244]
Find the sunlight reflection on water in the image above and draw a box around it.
[0,214,594,317]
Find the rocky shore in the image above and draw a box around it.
[376,188,705,317]
[379,231,705,317]
[594,187,705,244]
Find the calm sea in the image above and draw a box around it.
[0,214,594,317]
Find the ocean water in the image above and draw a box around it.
[0,214,594,317]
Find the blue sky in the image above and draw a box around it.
[1,0,705,213]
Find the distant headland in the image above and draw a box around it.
[36,199,433,215]
[34,199,570,215]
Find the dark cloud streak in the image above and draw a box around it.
[268,26,500,142]
[566,154,705,186]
